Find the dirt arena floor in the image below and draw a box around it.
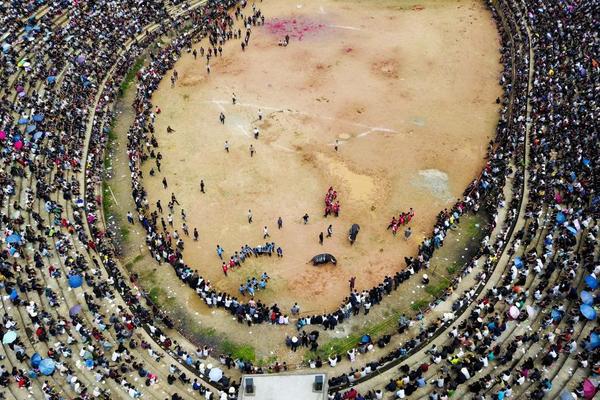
[141,0,501,313]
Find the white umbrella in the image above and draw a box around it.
[208,367,223,382]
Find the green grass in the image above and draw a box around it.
[446,263,459,275]
[120,226,130,241]
[120,57,145,95]
[221,340,256,362]
[411,299,430,312]
[102,182,113,215]
[149,287,164,304]
[124,254,144,270]
[424,277,450,298]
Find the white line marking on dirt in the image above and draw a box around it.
[274,144,294,152]
[329,25,362,31]
[236,124,251,137]
[208,99,397,134]
[211,100,226,112]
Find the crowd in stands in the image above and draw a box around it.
[0,0,596,399]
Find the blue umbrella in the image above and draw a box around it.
[33,131,44,141]
[6,234,22,244]
[47,76,56,84]
[581,291,594,305]
[68,274,83,288]
[39,358,55,375]
[25,124,36,134]
[585,275,598,290]
[580,304,596,320]
[360,335,371,344]
[514,256,524,269]
[551,309,563,322]
[556,212,566,224]
[9,288,18,301]
[17,118,28,125]
[31,353,42,368]
[69,304,82,317]
[566,226,577,236]
[585,332,599,351]
[32,114,44,122]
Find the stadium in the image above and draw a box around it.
[0,0,597,399]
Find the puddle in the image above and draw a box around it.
[413,169,453,201]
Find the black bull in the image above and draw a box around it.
[348,223,360,244]
[310,253,337,266]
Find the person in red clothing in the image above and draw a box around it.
[343,387,358,399]
[222,262,228,276]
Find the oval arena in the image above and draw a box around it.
[0,0,598,400]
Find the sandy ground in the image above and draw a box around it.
[140,0,501,312]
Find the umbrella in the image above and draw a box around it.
[0,131,6,140]
[556,211,566,224]
[526,305,537,318]
[551,309,563,321]
[580,304,596,320]
[25,124,36,134]
[508,306,520,319]
[14,141,23,151]
[76,54,86,64]
[6,234,23,244]
[513,256,523,269]
[69,304,82,316]
[33,131,44,141]
[9,288,18,301]
[17,59,28,67]
[2,330,17,344]
[47,76,56,84]
[208,367,223,382]
[585,332,599,351]
[32,114,44,122]
[583,378,597,399]
[68,274,83,288]
[360,335,371,344]
[581,291,594,305]
[31,353,42,368]
[1,43,10,53]
[17,118,28,125]
[585,275,598,289]
[560,390,575,400]
[39,358,55,375]
[566,226,577,236]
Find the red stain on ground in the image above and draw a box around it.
[265,17,328,40]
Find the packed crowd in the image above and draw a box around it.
[0,0,596,399]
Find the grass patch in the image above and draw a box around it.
[221,340,256,362]
[256,355,277,367]
[120,226,130,241]
[424,277,450,298]
[411,299,430,312]
[120,57,145,95]
[148,286,164,304]
[102,182,113,215]
[307,312,402,360]
[446,262,459,275]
